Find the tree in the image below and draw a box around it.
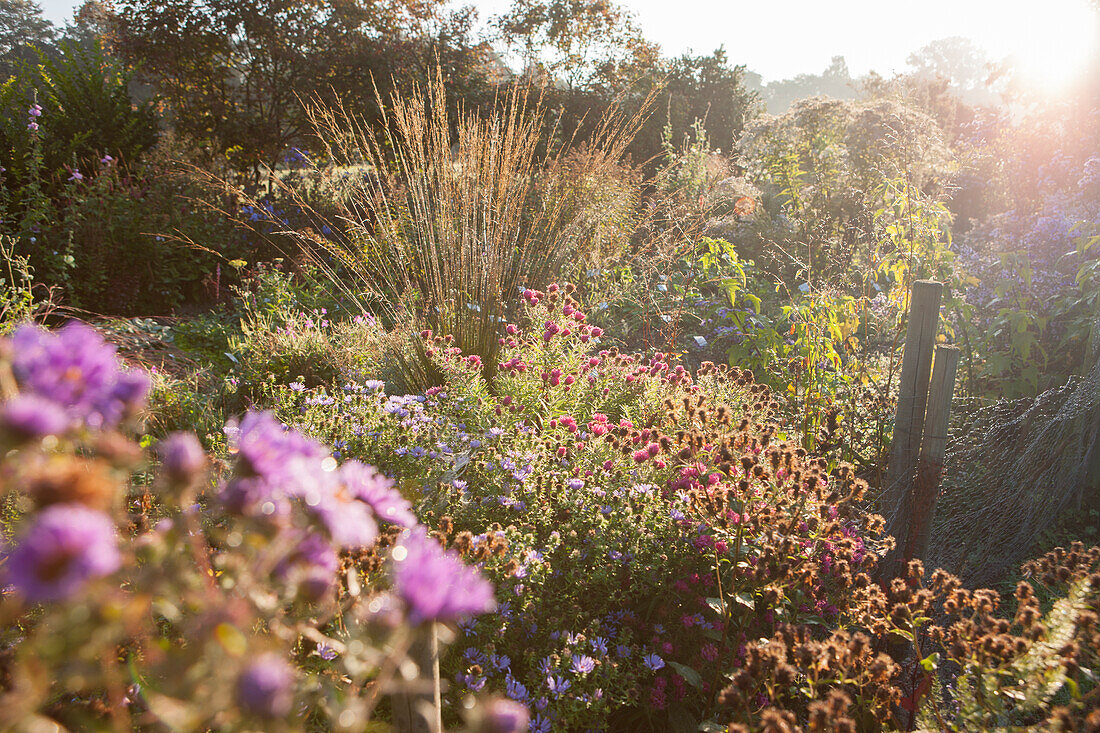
[906,36,998,105]
[0,0,56,78]
[763,56,858,114]
[62,1,117,51]
[492,0,658,93]
[659,48,762,155]
[112,0,492,183]
[0,37,159,193]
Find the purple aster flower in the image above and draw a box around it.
[505,674,528,701]
[391,528,495,625]
[68,169,83,182]
[482,698,529,733]
[3,503,120,602]
[294,468,377,549]
[340,461,416,527]
[10,322,149,429]
[158,431,206,483]
[28,104,41,117]
[546,674,570,697]
[570,654,596,675]
[530,713,551,733]
[227,411,327,482]
[236,653,295,718]
[219,475,290,517]
[316,642,338,660]
[274,531,338,602]
[0,394,70,439]
[642,654,664,671]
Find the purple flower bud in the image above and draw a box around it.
[158,432,205,483]
[3,503,120,602]
[236,653,295,718]
[0,394,70,439]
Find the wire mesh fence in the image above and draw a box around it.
[925,352,1100,586]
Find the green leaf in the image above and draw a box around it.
[888,627,914,642]
[667,661,704,689]
[920,652,940,672]
[732,593,755,610]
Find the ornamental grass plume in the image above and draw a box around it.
[241,68,651,390]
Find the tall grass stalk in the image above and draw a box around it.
[261,71,649,389]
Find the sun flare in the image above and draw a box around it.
[1006,0,1100,92]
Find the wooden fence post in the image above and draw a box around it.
[902,345,960,564]
[882,281,942,527]
[391,625,441,733]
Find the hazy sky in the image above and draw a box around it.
[37,0,1100,84]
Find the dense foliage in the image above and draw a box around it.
[0,0,1098,730]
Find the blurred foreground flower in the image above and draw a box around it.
[2,503,120,602]
[11,322,149,430]
[237,653,296,719]
[393,528,495,625]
